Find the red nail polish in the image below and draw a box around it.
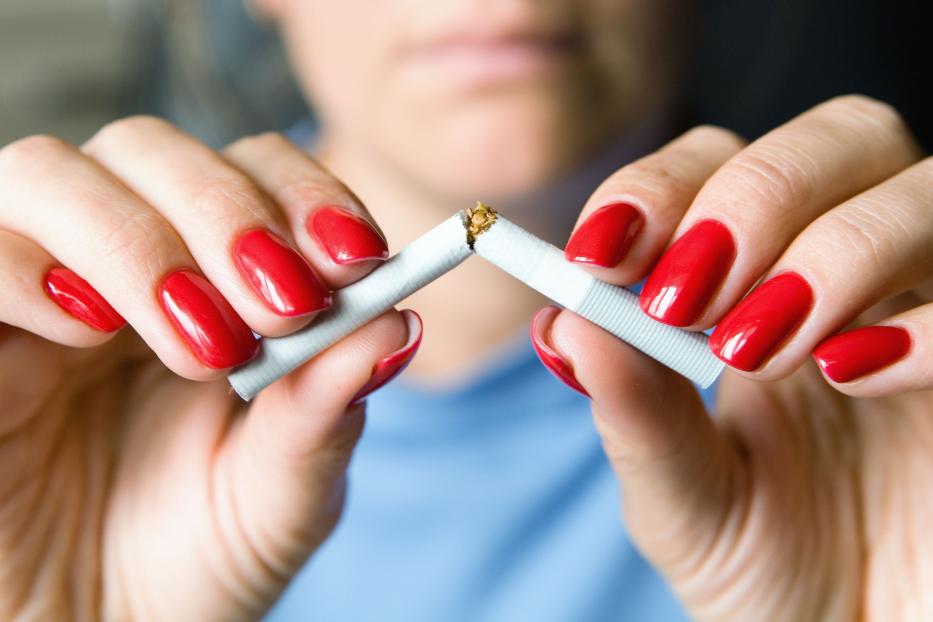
[158,270,258,369]
[640,219,736,326]
[44,267,126,332]
[813,325,911,383]
[530,306,590,397]
[307,205,389,265]
[352,310,422,403]
[234,229,332,317]
[710,272,813,371]
[565,202,642,267]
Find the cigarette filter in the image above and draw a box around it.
[229,204,723,400]
[228,213,470,400]
[471,210,723,388]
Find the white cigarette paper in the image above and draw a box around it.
[229,205,723,400]
[472,214,724,388]
[228,213,470,400]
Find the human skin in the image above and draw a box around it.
[542,106,933,620]
[1,1,932,621]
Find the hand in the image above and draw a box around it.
[535,96,933,621]
[0,118,415,620]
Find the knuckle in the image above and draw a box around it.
[822,94,909,136]
[87,115,174,150]
[96,209,180,270]
[618,156,696,207]
[190,176,272,224]
[228,131,290,154]
[720,148,814,208]
[276,177,353,210]
[819,202,901,271]
[0,134,72,171]
[683,124,747,152]
[599,126,749,217]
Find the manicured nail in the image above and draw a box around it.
[352,310,422,403]
[234,229,331,316]
[565,202,642,267]
[710,272,813,371]
[530,306,590,397]
[307,205,389,265]
[813,325,911,383]
[639,219,736,326]
[44,267,126,332]
[158,270,259,369]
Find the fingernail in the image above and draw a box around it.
[813,325,911,383]
[233,229,332,317]
[639,219,736,326]
[307,205,389,265]
[44,267,126,332]
[709,272,813,371]
[351,310,422,403]
[564,202,642,267]
[158,270,259,369]
[530,306,590,397]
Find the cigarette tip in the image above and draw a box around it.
[464,201,498,249]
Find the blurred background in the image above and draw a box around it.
[0,0,305,146]
[1,0,931,149]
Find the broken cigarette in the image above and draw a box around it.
[228,203,723,400]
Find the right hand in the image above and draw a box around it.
[0,117,415,620]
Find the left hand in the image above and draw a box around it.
[534,95,933,621]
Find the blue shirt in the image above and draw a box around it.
[265,331,706,621]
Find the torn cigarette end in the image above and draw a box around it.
[464,201,498,249]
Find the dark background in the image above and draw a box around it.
[685,0,933,149]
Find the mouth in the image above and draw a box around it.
[399,30,583,90]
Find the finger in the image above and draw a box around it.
[812,303,933,395]
[0,135,256,378]
[83,117,332,337]
[533,306,741,574]
[223,133,389,288]
[710,156,933,377]
[220,309,418,578]
[565,126,745,283]
[639,95,923,328]
[0,229,124,346]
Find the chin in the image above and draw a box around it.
[389,93,597,203]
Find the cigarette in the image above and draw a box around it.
[228,203,723,400]
[470,205,724,389]
[228,213,471,400]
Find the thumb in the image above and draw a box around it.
[534,305,742,578]
[220,309,419,584]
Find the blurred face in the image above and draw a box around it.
[261,1,686,203]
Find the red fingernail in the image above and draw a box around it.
[530,306,590,397]
[813,325,911,383]
[709,272,813,371]
[639,219,736,326]
[158,270,259,369]
[234,229,332,317]
[44,267,126,332]
[307,205,389,265]
[565,202,642,267]
[352,310,422,403]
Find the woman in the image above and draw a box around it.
[0,1,930,620]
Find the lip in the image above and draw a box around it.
[399,31,582,89]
